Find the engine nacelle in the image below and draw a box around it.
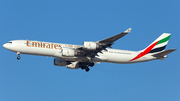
[61,48,77,56]
[83,42,99,50]
[66,61,80,69]
[54,58,69,66]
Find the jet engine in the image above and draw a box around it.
[83,42,100,50]
[54,58,80,69]
[54,58,70,66]
[61,48,77,56]
[66,61,80,69]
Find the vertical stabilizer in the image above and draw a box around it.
[130,33,171,61]
[140,33,171,53]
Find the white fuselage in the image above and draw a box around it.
[3,40,157,64]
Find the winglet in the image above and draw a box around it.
[124,28,132,33]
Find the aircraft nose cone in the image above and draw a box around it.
[3,43,7,48]
[3,43,9,49]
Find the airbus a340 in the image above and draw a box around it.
[3,28,176,72]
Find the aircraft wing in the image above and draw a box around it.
[97,28,132,44]
[75,28,132,60]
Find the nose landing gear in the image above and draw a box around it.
[17,52,20,60]
[17,56,20,60]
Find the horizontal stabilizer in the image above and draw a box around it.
[152,49,177,59]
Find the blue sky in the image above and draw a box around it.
[0,0,180,101]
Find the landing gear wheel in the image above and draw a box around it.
[85,68,90,72]
[17,52,21,60]
[89,63,94,67]
[17,56,20,60]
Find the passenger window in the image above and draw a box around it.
[8,42,12,43]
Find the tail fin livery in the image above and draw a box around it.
[130,33,172,61]
[140,33,171,53]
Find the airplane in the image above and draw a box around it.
[3,28,176,72]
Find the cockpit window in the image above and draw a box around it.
[8,42,12,43]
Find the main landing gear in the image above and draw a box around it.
[81,66,90,72]
[80,55,95,72]
[80,62,95,72]
[17,52,21,60]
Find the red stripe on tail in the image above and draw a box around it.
[130,41,159,61]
